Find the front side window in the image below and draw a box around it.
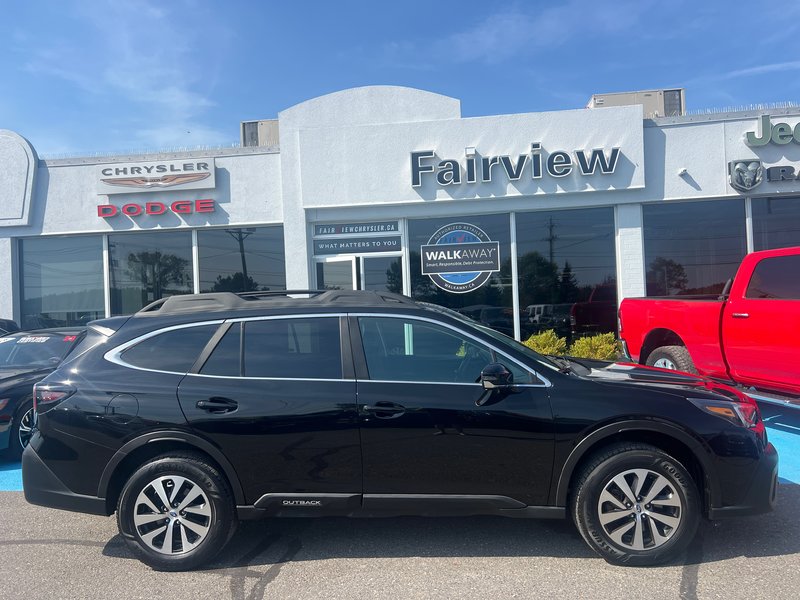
[745,256,800,299]
[243,318,342,379]
[121,324,218,372]
[359,317,503,384]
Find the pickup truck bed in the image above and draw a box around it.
[619,246,800,402]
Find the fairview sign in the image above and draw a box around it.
[411,144,621,187]
[97,158,216,195]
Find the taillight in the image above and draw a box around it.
[33,383,75,413]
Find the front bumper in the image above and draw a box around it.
[22,445,109,516]
[709,442,779,519]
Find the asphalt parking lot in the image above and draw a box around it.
[0,403,797,600]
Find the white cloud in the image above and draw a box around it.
[388,1,656,66]
[20,0,229,151]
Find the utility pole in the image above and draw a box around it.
[225,228,255,291]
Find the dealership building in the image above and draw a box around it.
[0,85,798,339]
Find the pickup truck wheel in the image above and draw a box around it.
[571,443,700,566]
[646,346,697,374]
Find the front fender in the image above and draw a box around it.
[552,418,718,509]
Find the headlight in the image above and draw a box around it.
[688,397,760,429]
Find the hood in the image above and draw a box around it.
[567,358,750,402]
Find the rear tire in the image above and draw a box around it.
[646,345,697,374]
[117,453,237,571]
[571,443,700,566]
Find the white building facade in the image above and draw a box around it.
[1,86,798,339]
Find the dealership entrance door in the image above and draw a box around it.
[315,255,403,293]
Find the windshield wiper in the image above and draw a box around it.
[546,355,574,374]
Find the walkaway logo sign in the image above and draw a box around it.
[421,223,500,293]
[97,158,216,195]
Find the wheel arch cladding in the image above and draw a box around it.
[554,421,716,515]
[99,432,245,514]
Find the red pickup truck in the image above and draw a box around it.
[619,246,800,403]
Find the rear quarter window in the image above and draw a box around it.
[121,324,219,373]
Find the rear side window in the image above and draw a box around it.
[243,317,341,379]
[122,324,218,372]
[745,256,800,299]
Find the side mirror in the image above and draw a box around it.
[480,363,514,390]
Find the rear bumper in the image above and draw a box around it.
[709,442,779,519]
[22,445,109,516]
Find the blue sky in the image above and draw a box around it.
[2,0,799,157]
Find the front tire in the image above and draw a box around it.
[571,443,700,566]
[9,399,34,459]
[646,345,697,374]
[117,453,237,571]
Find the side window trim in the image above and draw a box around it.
[189,321,234,375]
[351,313,549,387]
[105,320,225,375]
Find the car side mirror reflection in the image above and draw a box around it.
[480,363,514,390]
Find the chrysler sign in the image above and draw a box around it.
[97,159,216,194]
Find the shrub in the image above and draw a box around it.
[523,330,567,355]
[568,333,620,361]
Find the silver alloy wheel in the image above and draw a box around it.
[597,468,682,551]
[133,475,212,555]
[17,407,35,449]
[653,358,677,370]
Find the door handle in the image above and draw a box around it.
[362,402,406,419]
[196,397,239,414]
[731,313,749,319]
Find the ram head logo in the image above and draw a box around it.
[729,160,763,192]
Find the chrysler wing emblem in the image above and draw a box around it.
[101,172,211,189]
[729,160,763,192]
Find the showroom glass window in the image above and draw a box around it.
[408,214,513,337]
[109,231,193,315]
[198,226,286,293]
[642,200,746,296]
[516,208,617,339]
[752,196,800,251]
[19,235,104,329]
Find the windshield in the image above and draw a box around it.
[418,303,562,372]
[0,333,78,368]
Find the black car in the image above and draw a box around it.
[23,291,778,571]
[0,318,19,335]
[0,328,84,458]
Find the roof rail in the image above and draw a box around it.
[236,290,325,300]
[134,289,419,317]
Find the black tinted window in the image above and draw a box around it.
[122,325,218,372]
[746,256,800,299]
[0,333,79,367]
[243,318,341,379]
[200,324,242,376]
[358,317,494,384]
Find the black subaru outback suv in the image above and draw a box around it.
[23,291,777,570]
